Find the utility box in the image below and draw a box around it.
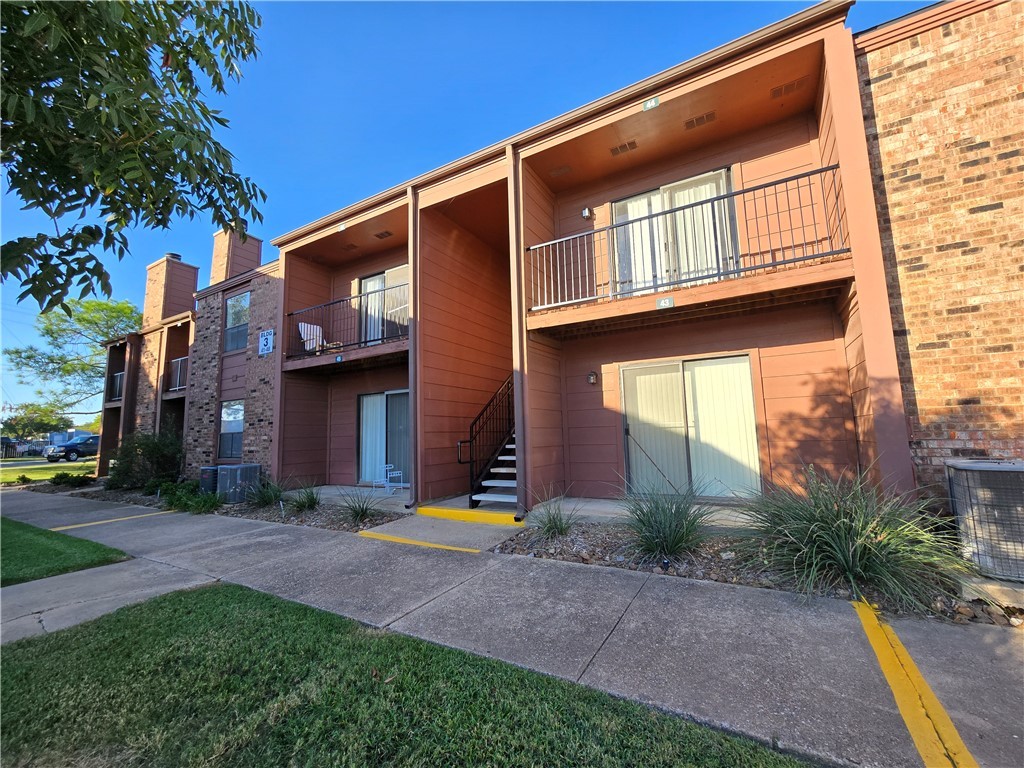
[199,466,218,495]
[946,459,1024,581]
[216,464,261,503]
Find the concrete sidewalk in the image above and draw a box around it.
[2,490,1021,768]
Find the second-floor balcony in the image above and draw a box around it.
[107,371,124,402]
[528,165,849,312]
[286,283,410,359]
[166,356,188,392]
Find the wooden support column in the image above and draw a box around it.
[507,145,530,514]
[824,25,915,493]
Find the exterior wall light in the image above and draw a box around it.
[581,207,593,220]
[587,370,598,385]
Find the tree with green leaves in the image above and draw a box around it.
[0,1,266,313]
[0,402,72,441]
[4,299,141,413]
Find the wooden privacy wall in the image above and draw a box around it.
[554,302,858,498]
[417,209,513,501]
[525,333,565,502]
[328,363,409,486]
[278,373,330,486]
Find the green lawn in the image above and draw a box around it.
[0,459,96,484]
[2,584,805,768]
[0,517,128,587]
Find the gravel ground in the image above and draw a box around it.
[494,522,1023,627]
[65,486,406,533]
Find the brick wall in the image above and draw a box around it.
[858,2,1024,488]
[182,268,281,478]
[133,329,162,434]
[183,294,224,477]
[241,271,280,471]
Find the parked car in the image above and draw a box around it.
[44,434,100,462]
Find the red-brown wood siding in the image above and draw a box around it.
[554,302,857,498]
[328,363,409,486]
[278,373,330,485]
[417,208,513,501]
[525,333,565,502]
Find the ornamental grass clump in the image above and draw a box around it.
[743,467,974,613]
[623,484,714,562]
[339,487,383,524]
[290,485,321,513]
[531,495,582,540]
[246,477,284,508]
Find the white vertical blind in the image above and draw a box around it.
[684,356,760,497]
[623,364,688,493]
[359,394,386,483]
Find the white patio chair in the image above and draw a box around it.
[298,322,325,353]
[372,464,403,494]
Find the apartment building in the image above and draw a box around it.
[101,0,1022,512]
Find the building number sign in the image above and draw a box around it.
[258,329,274,357]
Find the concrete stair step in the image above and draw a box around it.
[492,467,516,474]
[498,454,516,461]
[472,492,517,504]
[482,479,516,488]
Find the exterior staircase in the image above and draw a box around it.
[472,435,517,507]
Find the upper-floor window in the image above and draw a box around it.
[224,292,250,352]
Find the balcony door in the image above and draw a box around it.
[623,355,759,497]
[613,169,734,295]
[360,273,386,345]
[359,390,409,486]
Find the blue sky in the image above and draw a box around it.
[1,0,930,411]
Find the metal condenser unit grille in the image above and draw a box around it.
[946,459,1024,581]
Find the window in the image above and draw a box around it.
[613,169,734,294]
[218,400,244,459]
[224,292,250,352]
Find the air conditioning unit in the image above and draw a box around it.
[217,464,261,503]
[199,466,219,495]
[946,459,1024,581]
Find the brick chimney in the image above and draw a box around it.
[142,253,199,327]
[210,230,262,286]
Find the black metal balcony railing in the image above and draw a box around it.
[286,284,410,358]
[167,356,188,392]
[108,371,124,401]
[528,165,849,310]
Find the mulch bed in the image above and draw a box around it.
[217,501,406,533]
[494,522,1023,627]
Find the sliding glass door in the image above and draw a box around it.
[359,390,410,485]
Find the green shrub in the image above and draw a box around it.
[161,480,201,511]
[142,477,164,496]
[531,495,582,540]
[339,487,382,524]
[50,472,94,488]
[742,467,974,612]
[187,492,223,515]
[623,485,713,562]
[247,477,284,507]
[107,432,182,490]
[15,474,34,484]
[290,486,321,513]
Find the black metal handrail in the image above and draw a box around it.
[457,374,514,508]
[286,284,409,358]
[528,164,849,309]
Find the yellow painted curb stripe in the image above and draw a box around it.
[50,510,175,531]
[358,530,481,553]
[416,506,523,527]
[853,600,979,768]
